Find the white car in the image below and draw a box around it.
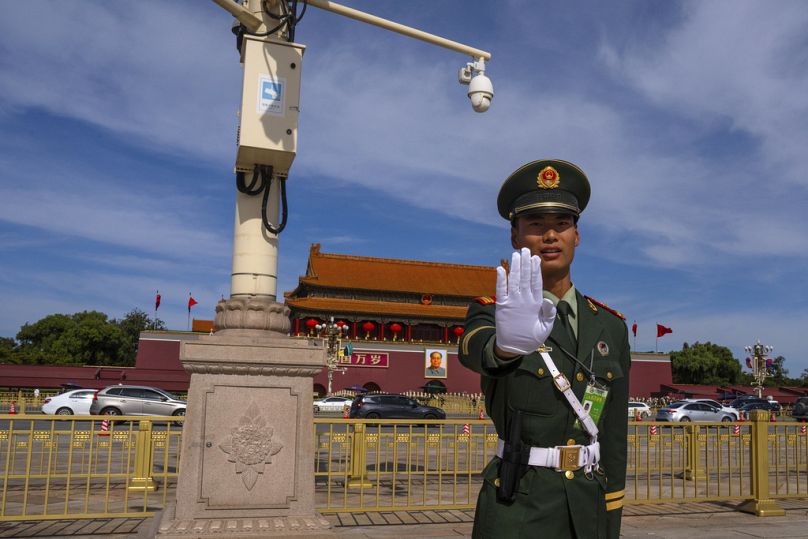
[628,401,652,420]
[41,389,96,415]
[313,396,352,413]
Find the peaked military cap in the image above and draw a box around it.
[497,159,591,221]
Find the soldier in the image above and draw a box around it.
[459,159,630,538]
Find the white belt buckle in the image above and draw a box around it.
[556,445,581,472]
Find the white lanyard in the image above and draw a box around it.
[540,351,599,443]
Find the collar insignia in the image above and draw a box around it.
[537,166,560,189]
[586,298,598,312]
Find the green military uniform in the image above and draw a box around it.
[459,159,630,539]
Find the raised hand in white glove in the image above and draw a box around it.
[495,247,557,355]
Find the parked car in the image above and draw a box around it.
[89,385,186,419]
[349,394,446,420]
[313,396,352,413]
[628,402,651,420]
[791,397,808,421]
[655,401,734,422]
[41,389,96,415]
[737,399,781,414]
[728,395,764,409]
[683,398,739,420]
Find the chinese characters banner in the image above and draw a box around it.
[338,352,389,368]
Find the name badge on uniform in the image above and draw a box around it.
[575,384,609,429]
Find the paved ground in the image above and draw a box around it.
[3,500,808,538]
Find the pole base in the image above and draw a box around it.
[347,478,373,489]
[737,498,786,517]
[127,477,157,493]
[148,503,335,538]
[214,297,291,336]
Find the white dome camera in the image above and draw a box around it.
[468,73,493,113]
[459,58,493,113]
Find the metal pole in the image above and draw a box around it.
[307,0,491,60]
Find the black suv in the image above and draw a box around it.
[349,394,446,420]
[792,397,808,420]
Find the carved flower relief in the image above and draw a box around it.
[218,402,283,490]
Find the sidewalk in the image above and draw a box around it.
[2,500,808,538]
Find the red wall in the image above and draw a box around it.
[0,334,671,397]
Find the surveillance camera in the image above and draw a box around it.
[468,73,493,113]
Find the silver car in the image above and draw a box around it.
[655,401,734,422]
[683,398,739,420]
[89,385,186,419]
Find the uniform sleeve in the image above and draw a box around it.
[458,301,523,377]
[602,321,630,539]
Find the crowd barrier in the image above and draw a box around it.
[1,410,806,521]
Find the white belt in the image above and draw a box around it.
[496,438,600,473]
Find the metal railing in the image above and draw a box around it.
[0,414,182,521]
[2,410,807,521]
[314,419,495,512]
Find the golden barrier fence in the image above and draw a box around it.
[0,415,182,521]
[2,411,807,521]
[314,419,495,512]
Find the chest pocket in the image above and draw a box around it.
[506,354,563,417]
[592,358,624,387]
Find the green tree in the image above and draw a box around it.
[15,311,132,366]
[113,308,165,365]
[0,336,18,363]
[670,341,743,386]
[16,314,75,364]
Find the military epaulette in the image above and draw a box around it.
[584,295,625,320]
[473,296,496,305]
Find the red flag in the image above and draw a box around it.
[631,321,637,337]
[155,291,161,311]
[745,357,752,369]
[188,295,198,312]
[656,324,672,338]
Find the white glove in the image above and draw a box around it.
[495,248,557,354]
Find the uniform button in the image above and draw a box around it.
[537,368,544,376]
[566,438,576,446]
[606,372,613,380]
[576,372,584,382]
[494,478,501,487]
[565,470,574,480]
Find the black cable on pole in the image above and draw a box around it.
[236,165,288,235]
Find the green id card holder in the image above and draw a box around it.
[575,384,609,430]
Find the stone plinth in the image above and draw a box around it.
[149,331,334,538]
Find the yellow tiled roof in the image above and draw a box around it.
[286,297,468,321]
[294,244,496,297]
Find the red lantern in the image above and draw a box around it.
[336,321,345,327]
[389,323,402,341]
[453,327,464,336]
[361,321,375,339]
[305,318,319,336]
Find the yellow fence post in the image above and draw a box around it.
[683,423,706,481]
[347,422,372,488]
[738,409,784,516]
[127,419,157,492]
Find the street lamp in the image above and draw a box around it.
[744,340,774,398]
[316,317,348,395]
[210,0,493,336]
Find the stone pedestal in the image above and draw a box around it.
[149,326,334,538]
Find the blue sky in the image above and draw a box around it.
[1,1,807,378]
